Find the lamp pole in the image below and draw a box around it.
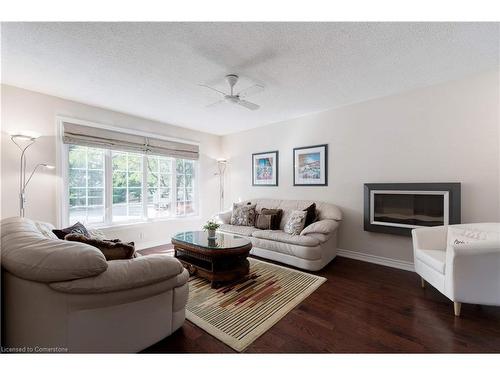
[11,134,54,217]
[216,159,227,212]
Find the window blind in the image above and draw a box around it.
[62,122,199,160]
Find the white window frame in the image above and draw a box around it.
[56,117,200,228]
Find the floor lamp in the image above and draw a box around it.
[216,159,227,212]
[11,133,54,217]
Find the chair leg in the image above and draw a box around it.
[420,277,425,288]
[454,302,462,317]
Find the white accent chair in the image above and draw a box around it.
[1,217,189,353]
[412,223,500,316]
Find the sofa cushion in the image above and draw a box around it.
[415,249,446,274]
[49,254,184,294]
[219,224,258,237]
[1,217,108,282]
[252,230,320,247]
[250,237,322,260]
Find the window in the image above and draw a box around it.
[146,155,173,219]
[67,146,197,226]
[176,159,195,215]
[68,145,105,224]
[112,152,144,222]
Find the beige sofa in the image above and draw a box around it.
[0,217,189,353]
[214,199,343,271]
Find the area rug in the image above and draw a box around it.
[185,258,326,352]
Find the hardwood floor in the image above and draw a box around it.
[141,247,500,353]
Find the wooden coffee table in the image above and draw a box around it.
[172,231,252,288]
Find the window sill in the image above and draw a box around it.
[89,214,201,230]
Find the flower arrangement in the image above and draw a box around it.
[203,220,220,231]
[203,220,220,238]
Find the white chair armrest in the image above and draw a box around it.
[411,226,448,251]
[445,241,500,305]
[212,209,232,224]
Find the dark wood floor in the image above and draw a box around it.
[142,248,500,353]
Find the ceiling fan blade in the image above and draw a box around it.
[237,100,260,111]
[198,84,227,96]
[237,84,264,98]
[206,99,225,108]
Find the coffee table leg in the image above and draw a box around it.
[211,280,222,289]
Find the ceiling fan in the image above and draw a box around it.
[199,74,264,111]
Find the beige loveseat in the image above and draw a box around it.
[214,199,343,271]
[0,217,189,353]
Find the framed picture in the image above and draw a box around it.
[252,151,279,186]
[293,144,328,186]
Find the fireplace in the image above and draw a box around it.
[364,183,461,236]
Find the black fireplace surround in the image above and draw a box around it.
[364,183,461,236]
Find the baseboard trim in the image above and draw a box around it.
[337,248,415,272]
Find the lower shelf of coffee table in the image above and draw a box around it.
[174,248,250,287]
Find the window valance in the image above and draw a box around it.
[62,122,199,160]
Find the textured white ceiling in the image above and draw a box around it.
[1,22,498,135]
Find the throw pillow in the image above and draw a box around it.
[303,203,317,227]
[64,233,136,261]
[284,210,307,235]
[52,222,90,240]
[230,202,257,226]
[255,213,273,230]
[260,208,283,230]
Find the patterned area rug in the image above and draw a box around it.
[186,258,326,352]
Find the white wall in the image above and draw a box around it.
[3,71,499,260]
[1,84,222,249]
[222,71,500,262]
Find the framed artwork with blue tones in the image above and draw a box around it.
[252,151,278,186]
[293,144,328,186]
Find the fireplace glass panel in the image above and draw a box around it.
[373,193,444,227]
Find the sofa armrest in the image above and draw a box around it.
[1,231,108,283]
[300,219,339,236]
[49,254,186,294]
[212,209,232,224]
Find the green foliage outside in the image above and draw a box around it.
[68,146,195,214]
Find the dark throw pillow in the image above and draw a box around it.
[64,233,136,261]
[259,208,283,230]
[52,222,90,240]
[303,203,317,228]
[255,214,273,230]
